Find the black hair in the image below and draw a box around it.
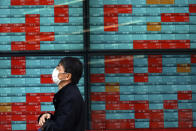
[59,57,83,84]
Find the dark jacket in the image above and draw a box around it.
[38,83,85,131]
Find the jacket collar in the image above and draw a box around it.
[55,82,76,96]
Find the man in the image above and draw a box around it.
[38,57,85,131]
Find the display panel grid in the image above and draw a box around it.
[0,0,83,51]
[90,54,196,130]
[0,56,84,131]
[90,0,196,50]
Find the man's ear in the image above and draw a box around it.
[64,73,72,81]
[58,73,72,81]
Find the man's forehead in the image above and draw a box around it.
[58,63,65,70]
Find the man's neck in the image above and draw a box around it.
[58,80,71,90]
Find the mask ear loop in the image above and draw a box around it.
[57,64,68,80]
[59,72,67,81]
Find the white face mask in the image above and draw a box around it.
[52,68,61,85]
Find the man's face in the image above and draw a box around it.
[56,64,65,74]
[56,64,66,80]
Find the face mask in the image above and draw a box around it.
[52,68,61,85]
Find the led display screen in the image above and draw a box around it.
[90,0,196,50]
[0,0,196,130]
[90,54,196,129]
[0,0,83,51]
[0,56,84,130]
